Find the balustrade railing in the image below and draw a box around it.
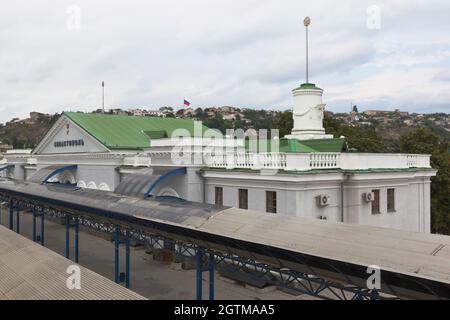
[121,152,432,171]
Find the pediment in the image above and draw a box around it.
[33,115,109,155]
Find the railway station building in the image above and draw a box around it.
[0,82,436,233]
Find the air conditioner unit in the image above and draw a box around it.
[363,192,376,203]
[316,195,331,207]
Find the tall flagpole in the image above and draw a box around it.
[304,17,311,84]
[102,81,105,113]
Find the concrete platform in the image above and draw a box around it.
[0,225,145,300]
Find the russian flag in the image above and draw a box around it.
[184,99,191,107]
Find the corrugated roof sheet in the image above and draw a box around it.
[0,181,449,297]
[0,225,145,300]
[198,208,450,286]
[65,112,208,150]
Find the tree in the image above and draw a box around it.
[323,114,385,152]
[339,126,385,153]
[176,109,185,117]
[323,114,343,137]
[400,128,450,235]
[203,115,233,134]
[275,111,293,137]
[194,108,205,121]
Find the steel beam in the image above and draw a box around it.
[16,203,20,234]
[209,253,215,301]
[195,249,215,301]
[115,226,120,284]
[114,226,131,288]
[196,249,203,300]
[65,215,79,262]
[8,199,13,230]
[32,206,36,241]
[40,208,45,245]
[125,230,130,289]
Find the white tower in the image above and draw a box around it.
[285,17,333,141]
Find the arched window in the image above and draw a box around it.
[77,180,87,188]
[157,187,180,198]
[98,182,111,191]
[86,181,97,190]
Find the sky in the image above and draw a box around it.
[1,0,450,123]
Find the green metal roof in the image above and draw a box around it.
[245,138,347,153]
[64,112,208,150]
[292,83,323,91]
[298,138,347,153]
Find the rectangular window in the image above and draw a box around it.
[371,189,380,214]
[387,189,395,212]
[238,189,248,210]
[266,191,277,214]
[215,187,223,207]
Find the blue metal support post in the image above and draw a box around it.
[125,230,130,289]
[32,206,36,241]
[209,253,215,301]
[16,202,20,234]
[65,215,79,263]
[75,220,79,263]
[33,207,45,245]
[114,226,120,283]
[40,208,45,245]
[196,249,215,301]
[196,249,203,300]
[114,226,131,288]
[66,216,70,259]
[9,199,13,230]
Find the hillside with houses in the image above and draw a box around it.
[1,107,449,153]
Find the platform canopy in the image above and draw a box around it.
[115,167,186,198]
[0,181,449,299]
[27,164,77,184]
[0,164,14,172]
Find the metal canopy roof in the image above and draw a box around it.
[114,167,186,198]
[144,167,187,198]
[0,164,14,172]
[0,225,145,300]
[0,181,449,299]
[27,165,77,184]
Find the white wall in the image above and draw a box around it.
[204,176,341,218]
[75,165,119,191]
[202,170,433,233]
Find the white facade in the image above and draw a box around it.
[201,170,433,233]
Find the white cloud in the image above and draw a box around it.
[0,0,450,123]
[326,67,450,112]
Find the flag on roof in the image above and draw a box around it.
[184,99,191,107]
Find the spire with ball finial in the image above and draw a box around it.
[284,17,334,141]
[304,17,311,84]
